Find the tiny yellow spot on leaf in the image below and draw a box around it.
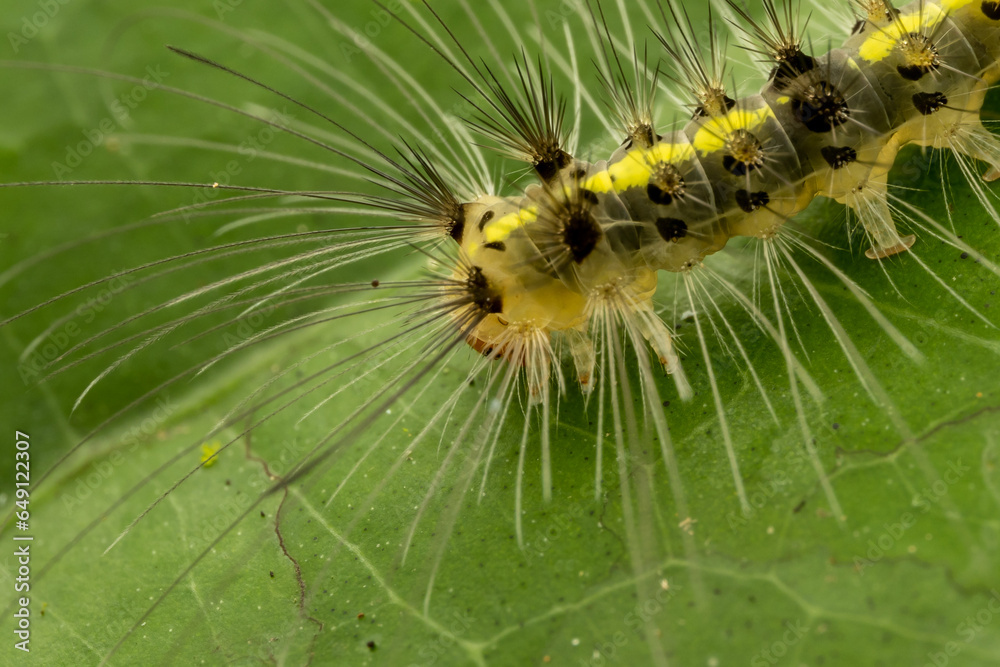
[200,441,222,468]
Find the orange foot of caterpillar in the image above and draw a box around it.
[865,235,916,260]
[984,167,1000,182]
[466,334,510,361]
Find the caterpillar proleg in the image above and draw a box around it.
[2,0,1000,665]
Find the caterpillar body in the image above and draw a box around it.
[1,0,999,665]
[459,0,1000,395]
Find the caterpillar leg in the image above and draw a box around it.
[840,173,917,259]
[943,119,1000,183]
[565,327,596,394]
[631,297,693,401]
[865,235,917,260]
[632,299,679,371]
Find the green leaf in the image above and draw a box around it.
[2,1,1000,665]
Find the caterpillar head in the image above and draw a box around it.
[453,197,590,360]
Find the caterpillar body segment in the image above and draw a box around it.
[449,0,1000,373]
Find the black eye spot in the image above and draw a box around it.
[897,64,926,81]
[895,32,940,81]
[913,91,948,115]
[735,189,770,213]
[646,162,686,206]
[723,130,765,176]
[535,149,573,182]
[477,210,494,232]
[770,50,816,91]
[821,145,858,169]
[450,206,467,242]
[483,241,507,252]
[579,189,600,206]
[655,217,688,242]
[466,266,503,314]
[723,155,761,177]
[983,1,1000,19]
[563,210,602,263]
[647,183,673,205]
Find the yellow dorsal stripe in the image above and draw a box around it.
[484,142,700,247]
[485,207,538,244]
[858,4,946,62]
[598,143,697,191]
[583,170,614,193]
[941,0,976,12]
[691,106,774,156]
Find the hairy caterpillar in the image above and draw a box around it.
[2,0,1000,665]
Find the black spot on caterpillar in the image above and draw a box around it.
[821,144,859,168]
[791,80,850,132]
[448,207,466,243]
[647,165,687,205]
[478,210,495,232]
[735,188,772,212]
[1,0,999,664]
[466,265,505,314]
[913,90,950,115]
[656,217,689,242]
